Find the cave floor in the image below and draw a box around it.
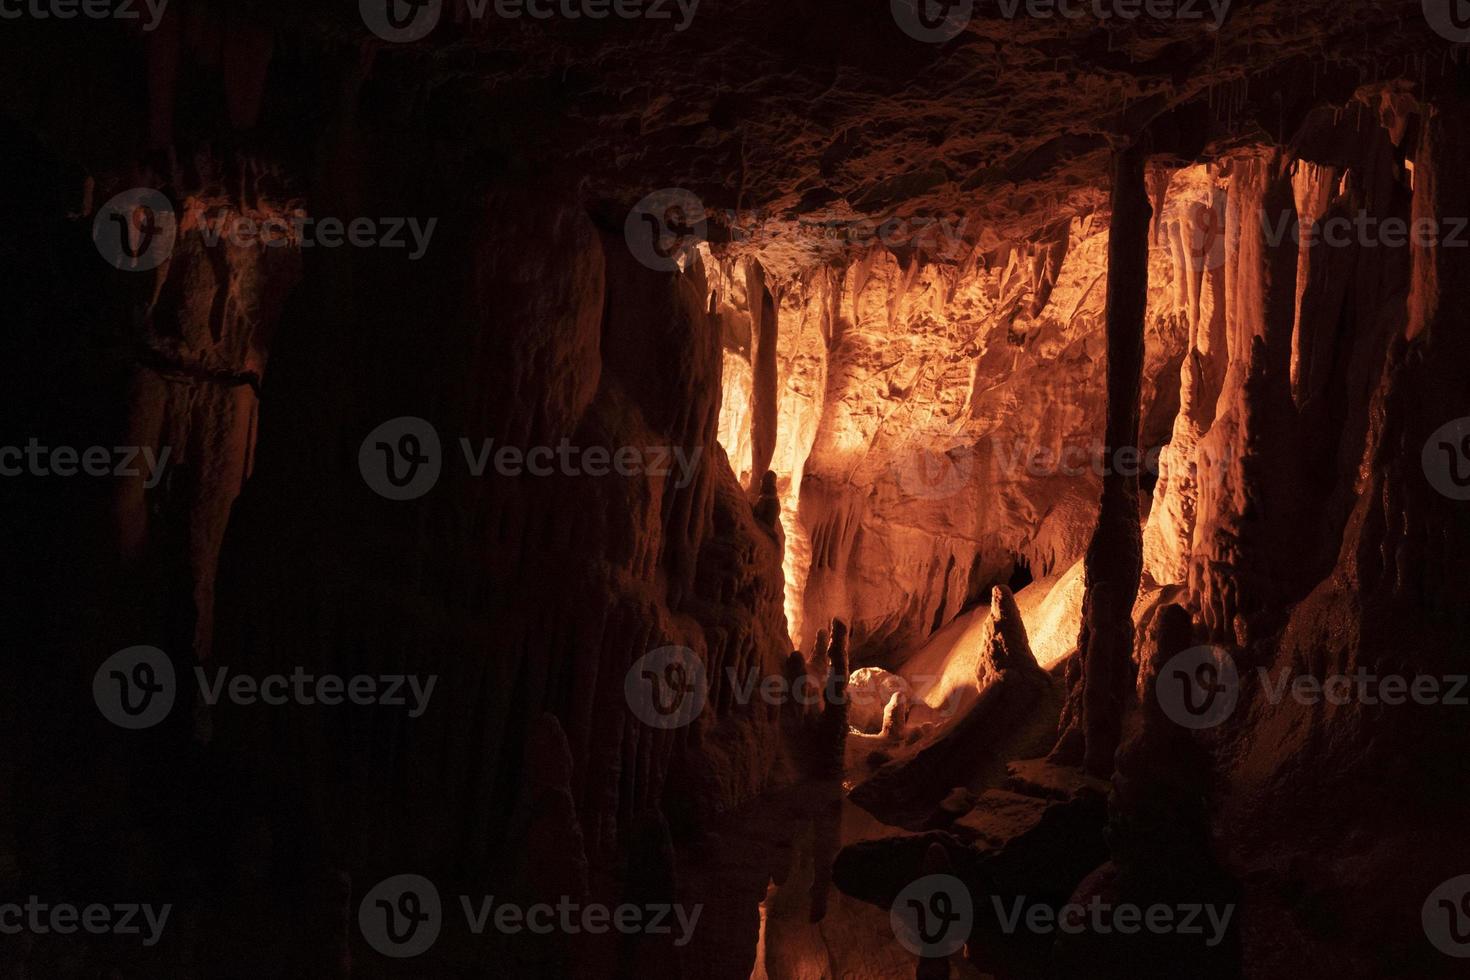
[676,659,1070,980]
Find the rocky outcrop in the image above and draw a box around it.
[715,222,1189,669]
[205,188,796,896]
[1204,91,1470,979]
[1113,87,1470,977]
[847,667,913,734]
[973,584,1038,690]
[848,665,1051,828]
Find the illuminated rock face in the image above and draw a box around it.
[714,215,1189,665]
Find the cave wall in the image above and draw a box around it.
[1127,86,1470,976]
[1,34,794,974]
[1212,92,1470,978]
[714,214,1190,666]
[204,175,795,887]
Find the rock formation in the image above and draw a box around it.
[1050,145,1152,777]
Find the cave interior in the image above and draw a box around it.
[3,1,1470,977]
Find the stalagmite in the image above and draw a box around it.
[817,619,851,777]
[973,584,1035,689]
[754,469,781,530]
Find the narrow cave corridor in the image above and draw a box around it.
[3,3,1470,979]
